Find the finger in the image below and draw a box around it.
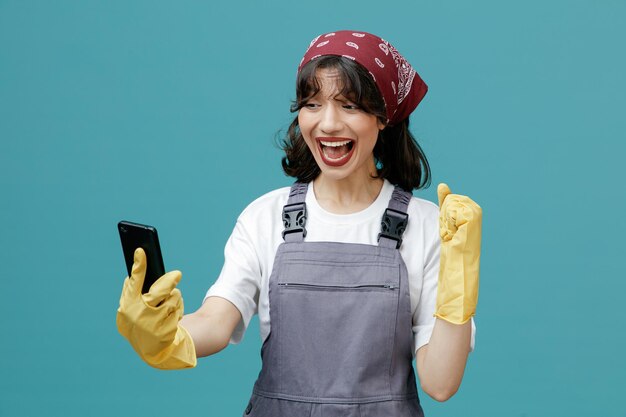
[142,270,182,308]
[159,290,184,330]
[171,288,184,320]
[163,289,184,320]
[439,209,457,241]
[119,276,134,307]
[445,195,482,226]
[127,248,147,297]
[437,183,452,209]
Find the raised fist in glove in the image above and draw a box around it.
[116,248,197,369]
[435,183,482,325]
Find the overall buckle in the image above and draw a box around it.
[378,208,409,249]
[282,202,307,239]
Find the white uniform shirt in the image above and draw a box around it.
[205,180,475,357]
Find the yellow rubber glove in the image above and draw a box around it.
[435,183,482,325]
[116,248,197,369]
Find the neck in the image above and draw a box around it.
[313,171,384,214]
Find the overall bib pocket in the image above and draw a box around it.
[276,260,400,400]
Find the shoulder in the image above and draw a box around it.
[404,193,439,241]
[382,180,438,220]
[407,195,439,221]
[237,185,292,226]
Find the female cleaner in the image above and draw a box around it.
[116,30,482,417]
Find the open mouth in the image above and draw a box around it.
[317,138,355,167]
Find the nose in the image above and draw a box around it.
[318,104,343,134]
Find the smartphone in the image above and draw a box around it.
[118,221,166,294]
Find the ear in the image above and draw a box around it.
[377,119,386,131]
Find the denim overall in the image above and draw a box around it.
[243,182,424,417]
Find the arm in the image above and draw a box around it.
[181,204,265,357]
[415,183,481,401]
[415,319,471,402]
[180,295,242,358]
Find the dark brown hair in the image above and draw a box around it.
[280,55,431,192]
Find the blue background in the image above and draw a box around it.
[1,1,624,416]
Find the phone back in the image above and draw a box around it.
[118,221,166,294]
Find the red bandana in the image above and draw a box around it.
[298,30,428,125]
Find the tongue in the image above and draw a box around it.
[323,144,350,159]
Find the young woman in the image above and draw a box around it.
[116,30,482,417]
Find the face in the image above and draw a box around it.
[298,68,385,183]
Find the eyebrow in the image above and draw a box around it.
[311,91,354,100]
[332,94,358,103]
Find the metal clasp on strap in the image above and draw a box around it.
[282,202,307,239]
[378,208,409,249]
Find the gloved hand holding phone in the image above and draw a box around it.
[435,183,482,325]
[116,248,197,369]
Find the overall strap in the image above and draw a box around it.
[378,186,412,249]
[282,182,308,242]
